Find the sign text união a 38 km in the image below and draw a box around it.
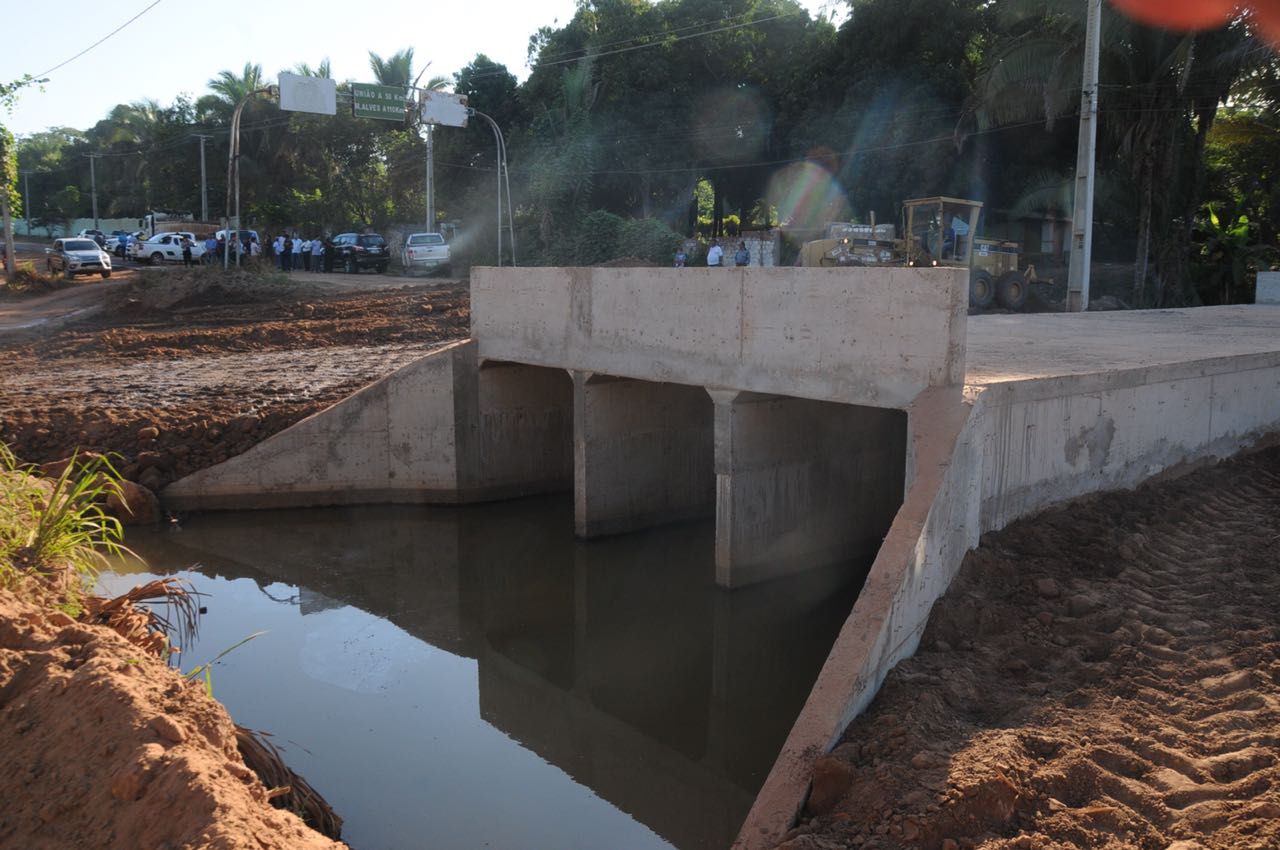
[352,84,407,121]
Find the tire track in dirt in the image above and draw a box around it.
[782,447,1280,850]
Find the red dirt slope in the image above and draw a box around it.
[783,446,1280,850]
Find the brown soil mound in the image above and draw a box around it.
[0,588,345,849]
[0,271,469,492]
[785,446,1280,850]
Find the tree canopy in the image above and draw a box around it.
[11,0,1279,300]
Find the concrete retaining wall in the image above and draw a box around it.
[1258,271,1280,305]
[471,266,968,410]
[734,351,1280,849]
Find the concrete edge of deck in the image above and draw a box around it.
[731,349,1280,849]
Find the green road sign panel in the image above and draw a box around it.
[352,83,407,121]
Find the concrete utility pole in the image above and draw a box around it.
[87,153,100,231]
[195,134,212,222]
[426,123,435,231]
[1066,0,1102,312]
[20,171,31,237]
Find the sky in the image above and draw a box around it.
[2,0,843,138]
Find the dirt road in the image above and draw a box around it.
[786,446,1280,850]
[0,267,469,491]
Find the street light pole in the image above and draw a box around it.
[224,88,272,269]
[468,108,515,266]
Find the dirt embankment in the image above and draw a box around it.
[784,446,1280,850]
[0,269,469,494]
[0,586,345,849]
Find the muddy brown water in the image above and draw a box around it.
[104,498,870,850]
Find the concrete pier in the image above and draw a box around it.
[573,373,714,537]
[711,392,907,588]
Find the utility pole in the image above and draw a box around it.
[195,134,212,222]
[20,171,31,237]
[1066,0,1102,312]
[86,152,99,232]
[426,123,435,231]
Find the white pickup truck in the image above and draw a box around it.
[129,232,204,264]
[401,232,451,275]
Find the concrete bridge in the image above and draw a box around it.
[165,265,968,589]
[163,268,1280,847]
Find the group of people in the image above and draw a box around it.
[674,238,751,268]
[268,234,331,273]
[191,232,332,272]
[197,233,261,267]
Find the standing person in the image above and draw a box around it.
[706,238,724,267]
[734,241,750,267]
[204,234,217,265]
[323,237,335,273]
[301,237,312,272]
[283,235,294,272]
[291,233,302,271]
[250,237,261,265]
[273,234,285,269]
[312,237,325,274]
[181,235,194,267]
[229,233,240,265]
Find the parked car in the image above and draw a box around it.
[331,233,389,274]
[104,230,141,256]
[47,238,112,278]
[77,228,106,247]
[129,232,203,264]
[401,232,451,276]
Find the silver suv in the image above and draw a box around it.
[47,238,113,279]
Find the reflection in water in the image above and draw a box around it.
[112,499,869,850]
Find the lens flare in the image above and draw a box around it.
[693,87,772,164]
[765,161,851,230]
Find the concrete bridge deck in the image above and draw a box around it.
[967,305,1280,384]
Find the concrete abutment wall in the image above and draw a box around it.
[573,374,715,538]
[712,392,907,588]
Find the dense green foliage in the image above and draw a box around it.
[12,0,1280,302]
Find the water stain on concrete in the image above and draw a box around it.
[1064,415,1116,469]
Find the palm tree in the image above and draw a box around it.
[291,59,333,79]
[207,62,267,107]
[369,48,416,87]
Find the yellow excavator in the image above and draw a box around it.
[799,197,1037,310]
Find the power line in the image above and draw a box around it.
[32,0,165,79]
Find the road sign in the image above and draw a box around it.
[279,73,337,116]
[421,91,469,128]
[353,83,408,121]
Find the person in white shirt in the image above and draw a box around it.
[312,237,325,274]
[302,238,313,272]
[291,234,303,269]
[706,238,723,267]
[273,235,285,269]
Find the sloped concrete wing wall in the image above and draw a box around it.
[735,351,1280,849]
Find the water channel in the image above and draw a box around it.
[104,497,871,850]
